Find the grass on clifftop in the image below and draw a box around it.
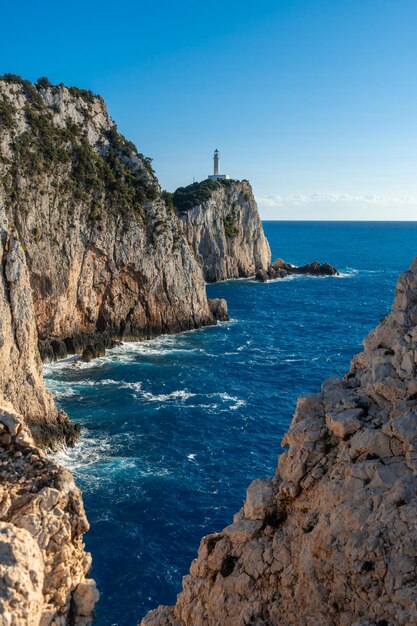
[172,178,236,213]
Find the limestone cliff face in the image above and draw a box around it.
[174,180,271,282]
[0,209,96,624]
[0,76,217,363]
[0,206,76,446]
[142,258,417,626]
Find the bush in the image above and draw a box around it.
[173,178,235,213]
[36,76,52,89]
[68,85,97,104]
[162,190,174,210]
[223,214,239,238]
[0,98,14,129]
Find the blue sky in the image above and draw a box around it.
[1,0,417,219]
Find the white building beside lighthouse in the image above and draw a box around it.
[208,149,230,181]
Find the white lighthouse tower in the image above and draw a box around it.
[208,149,230,181]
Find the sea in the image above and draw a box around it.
[44,221,417,625]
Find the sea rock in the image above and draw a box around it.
[141,258,417,625]
[176,179,271,282]
[208,298,229,321]
[259,258,338,281]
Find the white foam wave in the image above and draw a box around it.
[142,389,195,403]
[52,430,113,472]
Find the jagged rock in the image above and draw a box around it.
[0,404,97,625]
[141,258,417,626]
[255,269,269,282]
[0,523,44,625]
[208,298,229,321]
[259,258,338,281]
[176,179,271,282]
[73,580,100,619]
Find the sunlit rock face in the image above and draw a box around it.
[0,76,216,371]
[141,258,417,626]
[176,179,271,282]
[0,403,98,625]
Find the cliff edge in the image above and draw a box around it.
[173,179,271,282]
[0,75,219,366]
[0,211,96,624]
[141,258,417,625]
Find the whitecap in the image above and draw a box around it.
[141,389,195,403]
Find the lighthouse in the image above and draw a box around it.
[208,149,230,181]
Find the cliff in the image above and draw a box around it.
[173,179,271,282]
[141,258,417,625]
[0,213,96,624]
[0,75,219,368]
[0,206,76,447]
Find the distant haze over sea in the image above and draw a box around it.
[256,193,417,220]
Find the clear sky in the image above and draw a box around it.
[1,0,417,219]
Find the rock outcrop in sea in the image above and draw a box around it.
[141,258,417,625]
[256,258,338,282]
[173,179,271,282]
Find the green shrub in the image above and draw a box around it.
[172,178,235,213]
[162,190,174,210]
[36,77,53,89]
[68,85,97,104]
[0,98,14,129]
[223,214,239,238]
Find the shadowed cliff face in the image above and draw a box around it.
[0,206,77,445]
[141,258,417,626]
[0,207,96,623]
[0,77,216,361]
[176,180,271,282]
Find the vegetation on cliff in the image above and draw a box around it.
[0,74,159,223]
[172,178,236,213]
[0,75,217,374]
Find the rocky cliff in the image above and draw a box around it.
[0,75,219,368]
[173,179,271,282]
[141,258,417,625]
[0,206,76,447]
[0,212,96,624]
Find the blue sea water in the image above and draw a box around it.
[44,221,417,626]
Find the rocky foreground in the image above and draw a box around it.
[0,403,98,625]
[141,258,417,625]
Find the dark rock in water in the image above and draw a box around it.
[81,345,96,363]
[256,258,338,281]
[208,298,229,321]
[287,260,338,276]
[255,269,269,282]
